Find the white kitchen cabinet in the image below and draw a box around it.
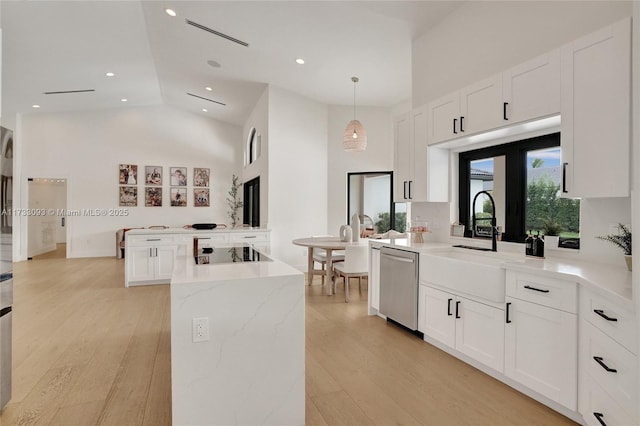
[427,74,502,145]
[228,230,270,253]
[126,242,178,287]
[369,247,380,313]
[560,17,631,198]
[502,49,560,124]
[422,284,504,372]
[504,271,578,411]
[394,107,448,202]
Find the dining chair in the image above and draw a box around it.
[333,244,369,302]
[311,245,344,285]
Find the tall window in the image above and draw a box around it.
[243,177,260,227]
[247,128,259,165]
[458,132,580,246]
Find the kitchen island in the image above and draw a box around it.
[170,245,304,426]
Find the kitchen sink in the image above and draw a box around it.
[420,247,522,303]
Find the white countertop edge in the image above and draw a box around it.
[368,238,633,307]
[127,227,270,235]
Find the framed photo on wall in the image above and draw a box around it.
[170,167,187,186]
[119,186,138,206]
[193,168,210,187]
[145,187,162,207]
[145,166,162,186]
[194,188,210,207]
[119,164,138,185]
[170,187,187,207]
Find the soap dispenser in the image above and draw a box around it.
[525,231,533,256]
[532,232,545,258]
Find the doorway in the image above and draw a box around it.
[347,171,400,234]
[27,178,67,260]
[243,176,260,227]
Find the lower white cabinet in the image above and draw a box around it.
[422,284,504,372]
[504,296,577,410]
[369,247,381,312]
[127,244,178,286]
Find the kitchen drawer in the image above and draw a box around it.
[506,271,577,313]
[580,290,636,354]
[229,232,269,243]
[580,373,636,426]
[193,233,229,244]
[580,320,637,420]
[127,235,175,246]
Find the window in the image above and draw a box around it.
[243,176,260,227]
[247,128,259,165]
[458,133,580,246]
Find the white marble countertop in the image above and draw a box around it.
[369,238,633,308]
[171,248,301,285]
[127,227,270,235]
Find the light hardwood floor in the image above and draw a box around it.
[0,257,576,425]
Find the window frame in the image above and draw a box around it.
[458,132,561,243]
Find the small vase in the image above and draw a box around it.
[624,255,632,271]
[351,213,360,242]
[545,235,559,249]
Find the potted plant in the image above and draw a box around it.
[540,217,562,248]
[226,174,243,228]
[596,223,632,271]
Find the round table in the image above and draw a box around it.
[292,237,368,295]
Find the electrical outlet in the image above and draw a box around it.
[192,317,210,343]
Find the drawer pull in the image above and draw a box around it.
[146,238,161,241]
[198,237,211,240]
[593,356,617,373]
[593,412,607,426]
[243,236,257,239]
[594,309,618,322]
[523,285,549,293]
[447,298,453,316]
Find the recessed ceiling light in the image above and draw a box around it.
[165,8,177,17]
[205,86,213,92]
[106,72,115,77]
[202,108,208,112]
[32,104,40,108]
[121,98,128,102]
[295,58,305,65]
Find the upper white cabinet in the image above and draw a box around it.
[503,49,561,124]
[427,91,460,145]
[560,17,631,198]
[394,106,448,202]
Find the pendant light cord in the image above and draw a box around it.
[353,80,356,120]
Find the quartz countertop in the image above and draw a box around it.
[127,227,270,235]
[369,238,633,308]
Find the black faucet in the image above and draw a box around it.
[471,190,498,252]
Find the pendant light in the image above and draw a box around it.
[343,76,367,152]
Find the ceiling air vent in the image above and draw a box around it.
[43,89,95,95]
[185,19,249,47]
[186,93,226,106]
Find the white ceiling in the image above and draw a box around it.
[1,1,463,126]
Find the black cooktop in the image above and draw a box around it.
[194,245,271,265]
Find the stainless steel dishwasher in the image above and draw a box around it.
[379,246,419,331]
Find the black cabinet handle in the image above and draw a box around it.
[455,301,461,319]
[524,285,550,293]
[403,181,408,199]
[447,298,453,316]
[503,102,509,120]
[460,116,465,132]
[408,181,413,199]
[593,356,617,373]
[506,302,512,323]
[453,118,458,134]
[562,163,568,193]
[593,412,607,426]
[147,238,161,241]
[594,309,618,322]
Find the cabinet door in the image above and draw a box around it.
[503,49,560,124]
[409,106,427,202]
[128,246,155,283]
[454,296,504,373]
[393,112,413,202]
[505,297,577,410]
[459,74,503,136]
[422,286,455,348]
[427,91,459,145]
[155,245,178,280]
[369,248,380,311]
[561,17,630,198]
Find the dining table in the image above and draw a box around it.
[292,236,368,296]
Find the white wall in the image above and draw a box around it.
[412,1,633,107]
[19,104,242,259]
[267,86,328,269]
[327,105,394,237]
[410,1,634,266]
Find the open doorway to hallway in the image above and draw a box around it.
[27,178,67,260]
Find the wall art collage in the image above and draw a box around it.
[118,164,210,207]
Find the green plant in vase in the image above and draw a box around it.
[226,174,243,228]
[596,223,632,271]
